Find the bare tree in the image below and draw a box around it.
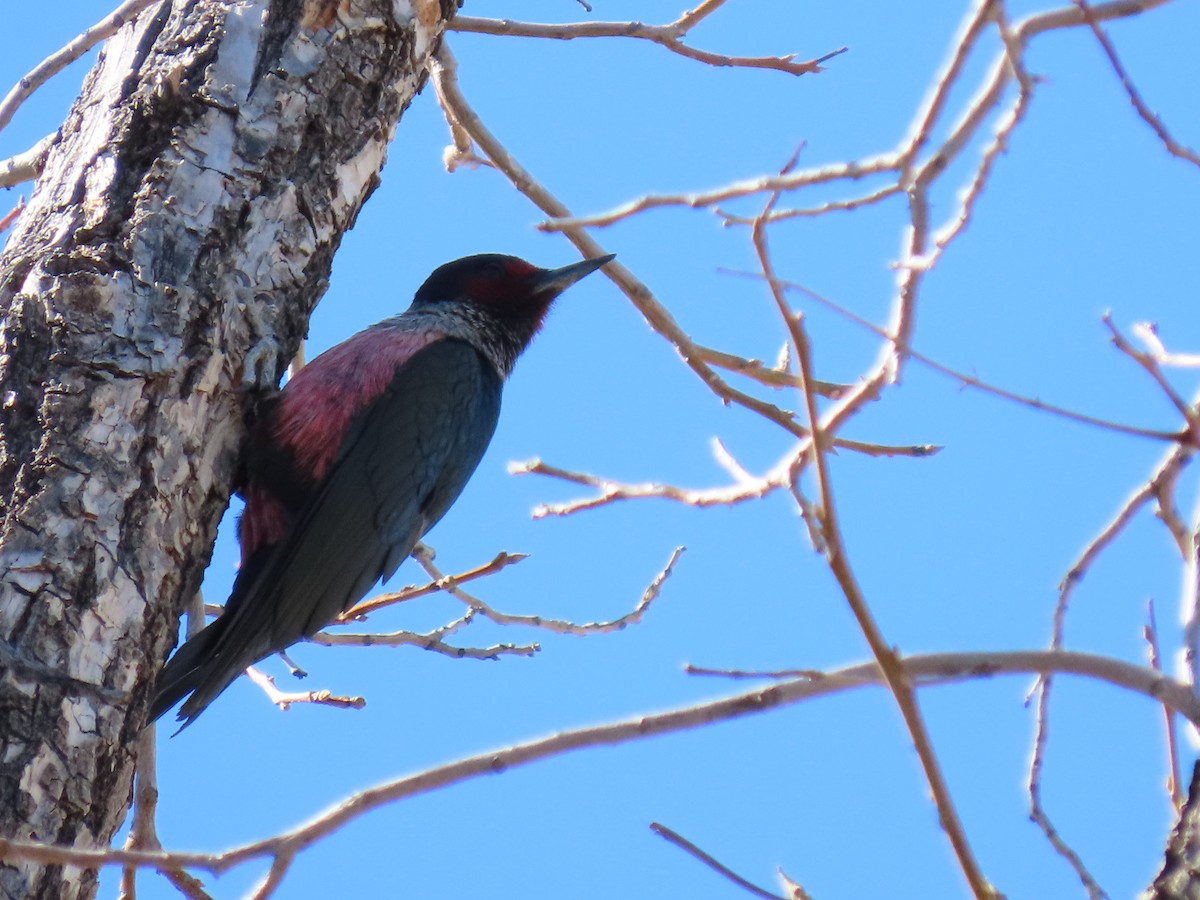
[0,1,1198,898]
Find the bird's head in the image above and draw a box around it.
[411,253,615,335]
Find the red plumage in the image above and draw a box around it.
[270,328,446,482]
[238,328,444,561]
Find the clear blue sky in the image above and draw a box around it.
[4,2,1200,898]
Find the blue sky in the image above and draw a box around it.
[4,2,1200,898]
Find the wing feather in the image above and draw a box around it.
[162,338,502,724]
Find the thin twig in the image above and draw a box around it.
[684,664,834,681]
[430,43,815,441]
[411,544,683,635]
[1072,0,1200,169]
[313,625,540,661]
[928,54,1034,254]
[449,16,845,78]
[751,168,995,898]
[714,183,902,226]
[722,268,1184,445]
[650,822,787,900]
[511,454,795,518]
[119,728,213,900]
[0,0,162,134]
[429,52,493,172]
[897,0,1001,173]
[1183,513,1200,692]
[539,156,900,232]
[118,730,155,899]
[1134,322,1200,369]
[1024,452,1189,898]
[692,342,848,398]
[337,551,528,621]
[1145,598,1185,810]
[513,439,933,519]
[1104,313,1199,438]
[1,650,1195,883]
[244,666,365,713]
[1028,680,1110,900]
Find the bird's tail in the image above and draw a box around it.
[147,615,235,729]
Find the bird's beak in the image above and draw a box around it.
[534,254,616,295]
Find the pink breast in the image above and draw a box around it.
[271,328,445,483]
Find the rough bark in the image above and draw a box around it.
[0,1,457,896]
[1145,760,1200,900]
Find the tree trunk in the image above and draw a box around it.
[1146,761,1200,899]
[0,1,456,896]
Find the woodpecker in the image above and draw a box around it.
[150,252,614,728]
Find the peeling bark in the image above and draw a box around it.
[0,1,458,896]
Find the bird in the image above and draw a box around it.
[149,252,615,729]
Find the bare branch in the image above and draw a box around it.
[411,544,684,635]
[692,342,849,398]
[898,0,1001,173]
[0,134,54,190]
[684,664,839,680]
[121,728,213,900]
[449,16,845,78]
[1104,314,1199,437]
[1144,598,1185,810]
[1072,0,1200,168]
[538,157,898,232]
[429,43,817,441]
[650,822,788,900]
[244,666,366,714]
[337,551,529,622]
[1054,445,1192,647]
[1018,0,1172,38]
[1134,322,1200,369]
[0,650,1193,885]
[724,268,1185,444]
[0,0,163,134]
[429,53,494,173]
[313,621,540,661]
[1028,679,1110,900]
[1181,523,1200,694]
[927,54,1034,255]
[714,183,902,226]
[751,178,995,897]
[511,454,795,517]
[1026,445,1192,898]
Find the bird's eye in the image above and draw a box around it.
[483,261,506,279]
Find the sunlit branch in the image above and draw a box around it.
[1,652,1187,890]
[429,43,818,441]
[449,15,845,78]
[244,665,366,714]
[410,544,684,635]
[337,551,528,622]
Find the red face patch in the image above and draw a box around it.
[503,258,537,278]
[464,258,541,307]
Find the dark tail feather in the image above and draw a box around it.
[148,616,232,729]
